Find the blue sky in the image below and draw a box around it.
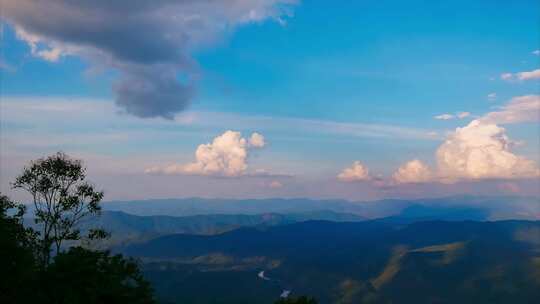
[1,0,539,201]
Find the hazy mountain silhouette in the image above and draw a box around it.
[101,196,539,220]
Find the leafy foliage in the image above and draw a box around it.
[0,194,38,304]
[13,152,105,265]
[1,152,156,303]
[39,247,155,304]
[0,191,156,303]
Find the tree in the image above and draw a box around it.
[1,152,158,303]
[13,152,105,266]
[0,192,156,304]
[0,193,37,303]
[39,247,155,304]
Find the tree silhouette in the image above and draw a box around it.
[1,153,156,303]
[39,247,155,304]
[13,152,106,266]
[0,194,38,303]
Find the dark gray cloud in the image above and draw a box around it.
[2,0,296,119]
[113,65,194,119]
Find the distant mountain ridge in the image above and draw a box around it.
[102,195,539,220]
[23,196,538,248]
[24,209,365,246]
[79,209,364,244]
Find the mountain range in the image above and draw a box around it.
[119,219,540,304]
[101,195,539,220]
[23,195,540,303]
[76,210,364,245]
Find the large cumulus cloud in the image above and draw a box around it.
[2,0,296,119]
[145,130,266,177]
[392,160,433,184]
[337,161,370,182]
[436,120,538,181]
[435,95,539,181]
[392,95,540,184]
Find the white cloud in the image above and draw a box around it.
[392,160,433,184]
[337,161,370,182]
[500,73,514,80]
[145,130,265,177]
[400,95,540,183]
[14,27,69,62]
[516,69,540,81]
[501,69,540,81]
[1,96,439,151]
[269,181,283,188]
[533,50,540,56]
[480,95,540,125]
[487,93,497,101]
[434,114,454,120]
[457,112,470,119]
[434,112,470,120]
[248,132,266,148]
[436,120,538,181]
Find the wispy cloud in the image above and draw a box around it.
[501,69,540,81]
[457,112,470,119]
[1,96,438,142]
[434,114,454,120]
[479,95,540,124]
[434,112,471,120]
[500,73,514,81]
